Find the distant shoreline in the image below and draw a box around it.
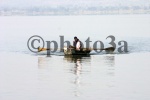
[0,9,150,16]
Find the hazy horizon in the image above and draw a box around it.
[0,0,150,8]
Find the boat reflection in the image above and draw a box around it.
[63,55,91,97]
[63,55,115,96]
[37,55,115,97]
[38,57,51,69]
[64,55,92,74]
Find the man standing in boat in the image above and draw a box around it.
[73,36,82,51]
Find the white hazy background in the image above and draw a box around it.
[0,1,150,100]
[0,0,150,7]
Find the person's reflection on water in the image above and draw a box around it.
[64,55,91,97]
[73,56,82,97]
[64,55,91,75]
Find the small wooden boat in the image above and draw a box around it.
[37,46,115,55]
[64,47,91,55]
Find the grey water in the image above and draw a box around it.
[0,14,150,100]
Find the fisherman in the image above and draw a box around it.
[73,36,82,51]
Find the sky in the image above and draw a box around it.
[0,0,150,8]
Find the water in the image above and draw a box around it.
[0,15,150,100]
[0,15,150,54]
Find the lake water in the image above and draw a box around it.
[0,14,150,100]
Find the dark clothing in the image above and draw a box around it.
[73,41,77,47]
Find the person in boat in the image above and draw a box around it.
[73,36,82,51]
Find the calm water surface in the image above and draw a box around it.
[0,15,150,100]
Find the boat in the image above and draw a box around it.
[37,46,114,55]
[63,47,91,55]
[37,47,91,55]
[63,46,115,55]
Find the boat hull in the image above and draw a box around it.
[64,47,91,55]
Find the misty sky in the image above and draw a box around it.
[0,0,150,8]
